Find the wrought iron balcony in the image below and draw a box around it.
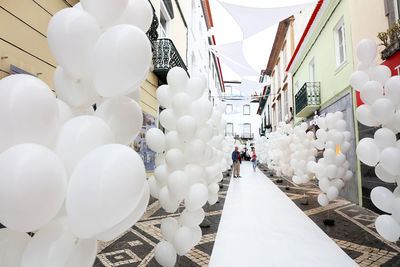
[241,133,254,139]
[295,82,321,118]
[152,38,188,83]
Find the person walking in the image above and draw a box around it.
[251,147,257,172]
[232,146,241,178]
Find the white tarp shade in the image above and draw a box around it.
[237,79,267,94]
[210,41,259,77]
[218,0,317,39]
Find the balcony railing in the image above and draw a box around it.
[241,133,254,139]
[295,82,321,118]
[152,38,188,83]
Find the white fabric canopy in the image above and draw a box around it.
[210,41,259,77]
[218,0,317,39]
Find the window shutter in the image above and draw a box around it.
[385,0,396,26]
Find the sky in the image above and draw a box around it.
[209,0,316,84]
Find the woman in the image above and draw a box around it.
[251,148,257,172]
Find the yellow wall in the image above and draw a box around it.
[349,0,388,66]
[0,0,79,86]
[0,0,159,118]
[170,0,187,64]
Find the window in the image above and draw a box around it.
[295,81,300,94]
[282,45,287,70]
[277,96,282,122]
[284,89,289,121]
[226,123,233,136]
[334,18,346,67]
[160,1,171,37]
[243,123,251,138]
[394,0,400,21]
[309,58,315,82]
[243,104,250,115]
[226,104,233,114]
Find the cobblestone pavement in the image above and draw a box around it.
[257,164,400,267]
[94,173,231,267]
[94,164,400,267]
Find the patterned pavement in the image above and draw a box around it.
[258,164,400,267]
[94,172,231,267]
[94,164,400,266]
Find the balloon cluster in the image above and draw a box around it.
[0,1,154,266]
[290,123,317,185]
[267,123,294,177]
[254,135,269,164]
[145,68,231,267]
[351,39,400,242]
[310,112,353,206]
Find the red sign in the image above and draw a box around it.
[356,50,400,107]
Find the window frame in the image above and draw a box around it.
[159,1,171,38]
[243,104,251,115]
[226,104,233,114]
[334,17,347,68]
[226,123,234,136]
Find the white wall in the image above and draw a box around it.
[224,102,261,139]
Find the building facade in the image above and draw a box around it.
[258,8,313,133]
[223,82,261,141]
[287,0,388,205]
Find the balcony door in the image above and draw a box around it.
[243,123,251,139]
[160,1,171,38]
[309,58,317,105]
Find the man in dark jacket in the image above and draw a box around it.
[232,146,241,178]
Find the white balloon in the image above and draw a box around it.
[391,198,400,222]
[370,186,395,213]
[375,215,400,242]
[187,77,205,100]
[167,67,189,94]
[184,184,208,211]
[380,147,400,175]
[96,183,149,242]
[173,226,194,256]
[167,170,189,200]
[184,164,205,185]
[154,241,177,267]
[93,25,151,97]
[0,144,67,232]
[146,128,166,153]
[350,70,369,91]
[327,186,339,201]
[159,186,180,213]
[356,38,377,63]
[165,131,183,150]
[66,144,146,238]
[81,0,128,28]
[72,105,95,116]
[0,75,59,152]
[127,87,142,102]
[176,115,197,141]
[375,163,397,183]
[20,217,97,267]
[54,67,97,108]
[54,115,114,174]
[370,65,391,86]
[0,229,30,267]
[160,109,177,131]
[112,0,153,32]
[165,148,185,171]
[172,93,192,117]
[184,139,205,164]
[360,81,383,105]
[179,208,205,227]
[161,217,179,242]
[57,99,73,126]
[148,175,161,199]
[385,76,400,105]
[317,194,329,207]
[344,170,353,181]
[154,164,170,185]
[356,138,380,166]
[47,8,101,79]
[192,98,213,124]
[356,104,379,127]
[374,128,396,149]
[96,96,143,144]
[157,85,173,109]
[372,98,395,125]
